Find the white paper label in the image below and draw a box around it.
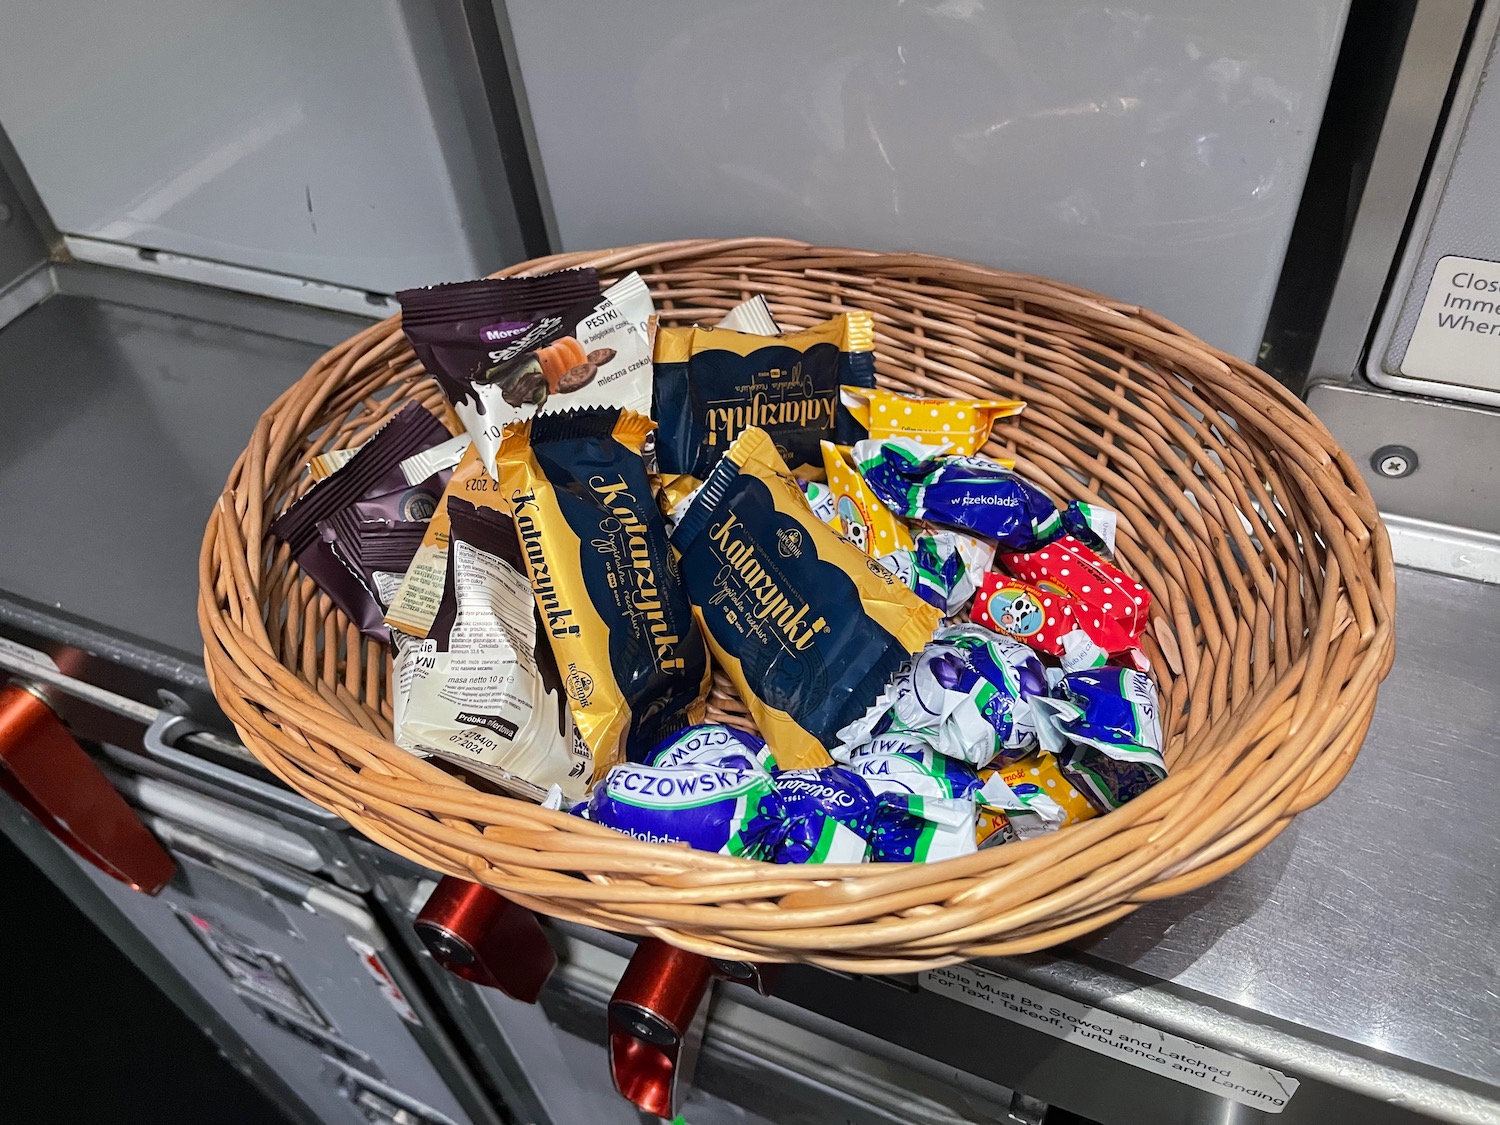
[0,635,60,672]
[1400,255,1500,392]
[920,963,1300,1112]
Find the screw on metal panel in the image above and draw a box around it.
[1371,444,1418,479]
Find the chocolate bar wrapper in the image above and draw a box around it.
[840,386,1024,457]
[384,443,499,638]
[653,311,876,509]
[270,404,453,639]
[716,294,782,335]
[1034,667,1166,811]
[400,269,658,474]
[671,427,942,771]
[307,446,359,481]
[496,407,710,779]
[315,511,427,609]
[852,437,1110,552]
[577,763,783,857]
[645,724,777,774]
[392,498,587,799]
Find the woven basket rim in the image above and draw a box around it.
[199,237,1396,971]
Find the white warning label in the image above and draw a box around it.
[920,963,1300,1112]
[1400,255,1500,392]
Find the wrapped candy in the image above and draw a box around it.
[839,386,1024,457]
[997,536,1150,647]
[764,767,877,864]
[577,762,783,857]
[645,724,776,774]
[836,624,1047,767]
[972,574,1139,659]
[976,751,1098,845]
[851,438,1111,553]
[877,528,995,616]
[1035,668,1167,811]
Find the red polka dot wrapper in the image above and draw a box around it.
[991,536,1151,650]
[972,574,1136,656]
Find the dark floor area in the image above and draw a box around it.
[0,828,294,1125]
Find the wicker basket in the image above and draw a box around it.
[200,238,1395,972]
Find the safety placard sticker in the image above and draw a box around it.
[920,963,1299,1112]
[348,934,422,1026]
[1400,255,1500,392]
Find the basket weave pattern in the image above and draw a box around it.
[200,239,1395,971]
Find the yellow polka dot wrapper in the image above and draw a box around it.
[976,751,1099,846]
[840,386,1024,457]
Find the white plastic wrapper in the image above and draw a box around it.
[975,771,1068,840]
[835,624,1046,768]
[399,434,471,486]
[392,501,588,800]
[716,293,781,336]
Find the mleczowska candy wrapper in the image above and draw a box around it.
[671,427,942,771]
[577,762,783,857]
[495,407,710,780]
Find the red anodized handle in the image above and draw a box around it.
[0,681,175,894]
[606,941,780,1117]
[608,938,715,1119]
[414,876,558,1003]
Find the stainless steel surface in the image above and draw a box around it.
[1309,0,1477,386]
[0,0,531,294]
[1308,381,1500,535]
[507,0,1349,360]
[145,709,346,828]
[1383,513,1500,584]
[1059,567,1500,1105]
[0,279,333,659]
[1369,1,1500,403]
[107,769,325,874]
[0,127,45,290]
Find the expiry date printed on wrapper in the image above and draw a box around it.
[920,963,1300,1112]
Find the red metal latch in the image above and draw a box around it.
[414,876,557,1003]
[0,682,175,894]
[608,938,781,1118]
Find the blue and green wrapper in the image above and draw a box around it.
[577,763,784,857]
[851,437,1112,553]
[1034,667,1166,811]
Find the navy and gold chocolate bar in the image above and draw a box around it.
[495,408,710,780]
[652,310,876,509]
[671,428,941,771]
